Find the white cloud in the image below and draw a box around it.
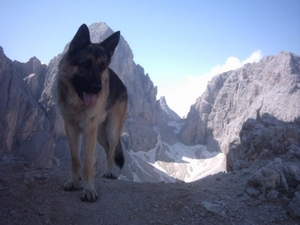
[242,50,263,64]
[158,50,263,118]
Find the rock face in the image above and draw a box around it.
[0,47,53,168]
[156,96,181,121]
[177,52,300,218]
[180,52,300,160]
[180,52,300,214]
[230,114,300,170]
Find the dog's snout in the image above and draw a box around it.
[90,83,102,94]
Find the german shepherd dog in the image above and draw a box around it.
[57,24,128,202]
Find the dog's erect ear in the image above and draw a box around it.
[101,31,120,57]
[69,24,91,53]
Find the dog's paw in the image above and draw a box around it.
[81,188,98,202]
[103,172,117,179]
[64,179,82,191]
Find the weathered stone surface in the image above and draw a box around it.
[228,114,300,170]
[156,96,181,121]
[180,52,300,173]
[180,52,300,149]
[247,167,281,190]
[246,158,300,198]
[0,47,53,168]
[288,191,300,218]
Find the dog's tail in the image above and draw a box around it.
[114,139,124,169]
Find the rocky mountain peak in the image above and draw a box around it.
[156,96,181,121]
[89,22,113,43]
[0,46,4,55]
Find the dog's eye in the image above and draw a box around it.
[80,60,92,69]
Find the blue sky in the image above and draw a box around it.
[1,0,300,116]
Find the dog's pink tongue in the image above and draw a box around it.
[83,93,97,107]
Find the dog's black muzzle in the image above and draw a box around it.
[89,83,102,94]
[72,75,102,100]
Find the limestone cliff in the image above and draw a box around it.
[180,52,300,170]
[0,47,53,167]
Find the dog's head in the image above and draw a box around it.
[67,24,120,106]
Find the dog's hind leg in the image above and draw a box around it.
[114,139,125,169]
[102,137,123,179]
[98,101,126,179]
[64,122,82,191]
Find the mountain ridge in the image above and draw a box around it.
[0,23,299,185]
[1,22,300,222]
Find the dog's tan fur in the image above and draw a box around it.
[57,24,127,202]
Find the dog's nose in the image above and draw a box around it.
[90,83,102,94]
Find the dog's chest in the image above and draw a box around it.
[72,96,107,130]
[76,107,106,130]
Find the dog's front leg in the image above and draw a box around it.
[64,122,82,191]
[81,124,98,202]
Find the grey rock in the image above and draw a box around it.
[0,47,53,168]
[232,160,250,171]
[10,160,24,172]
[156,96,181,121]
[180,52,300,165]
[246,188,260,197]
[279,163,300,189]
[247,167,281,191]
[266,190,279,202]
[288,191,300,218]
[179,51,300,196]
